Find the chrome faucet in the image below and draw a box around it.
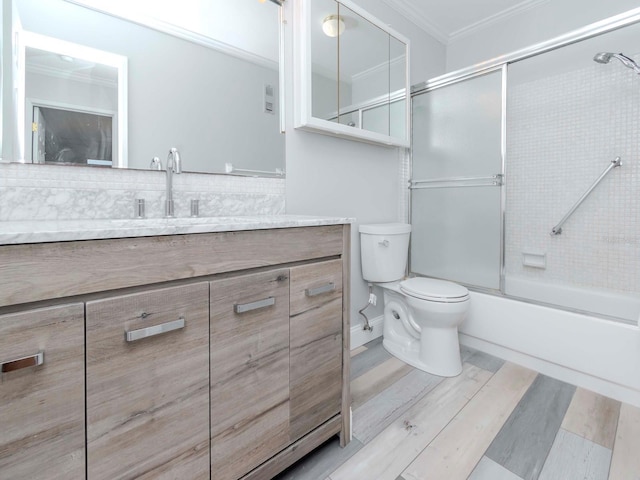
[165,147,182,217]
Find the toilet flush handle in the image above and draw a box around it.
[379,239,390,247]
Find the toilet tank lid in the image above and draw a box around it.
[359,223,411,235]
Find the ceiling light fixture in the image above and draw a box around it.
[322,14,345,37]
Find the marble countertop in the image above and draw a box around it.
[0,215,353,245]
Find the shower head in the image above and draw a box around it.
[593,52,640,75]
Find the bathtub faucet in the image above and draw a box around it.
[165,147,182,217]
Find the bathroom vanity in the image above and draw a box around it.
[0,217,351,480]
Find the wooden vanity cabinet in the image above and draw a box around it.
[0,303,85,479]
[210,269,291,480]
[0,224,351,480]
[85,282,210,480]
[289,259,344,441]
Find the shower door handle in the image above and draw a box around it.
[410,174,503,189]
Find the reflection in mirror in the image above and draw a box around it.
[31,105,113,166]
[338,2,390,132]
[296,0,410,147]
[361,36,407,138]
[6,0,285,176]
[389,37,407,139]
[20,37,126,167]
[311,0,339,123]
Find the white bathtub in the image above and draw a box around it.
[504,275,640,323]
[460,289,640,407]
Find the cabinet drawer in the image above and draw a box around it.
[210,269,290,480]
[86,282,210,480]
[0,303,85,480]
[290,258,343,316]
[289,260,343,441]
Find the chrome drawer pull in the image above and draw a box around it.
[305,283,335,297]
[1,351,44,373]
[125,318,185,342]
[234,297,275,314]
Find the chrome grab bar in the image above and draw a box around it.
[551,157,621,235]
[410,174,503,189]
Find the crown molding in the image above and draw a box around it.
[380,0,449,44]
[381,0,550,45]
[26,63,117,89]
[449,0,551,43]
[64,0,278,70]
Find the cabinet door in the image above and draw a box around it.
[0,303,85,479]
[210,269,290,480]
[86,282,210,480]
[289,259,343,441]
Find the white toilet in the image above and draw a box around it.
[359,223,470,377]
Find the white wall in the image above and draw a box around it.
[284,0,445,326]
[446,0,640,72]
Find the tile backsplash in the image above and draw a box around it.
[0,164,285,221]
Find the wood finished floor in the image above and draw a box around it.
[273,337,640,480]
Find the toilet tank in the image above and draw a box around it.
[359,223,411,282]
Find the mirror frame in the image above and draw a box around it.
[293,0,411,147]
[16,30,128,166]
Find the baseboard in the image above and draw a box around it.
[350,315,383,349]
[459,333,640,408]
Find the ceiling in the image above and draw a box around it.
[26,47,118,86]
[380,0,549,44]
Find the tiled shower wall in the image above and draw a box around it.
[505,55,640,294]
[0,163,285,221]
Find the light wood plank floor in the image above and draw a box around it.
[274,338,640,480]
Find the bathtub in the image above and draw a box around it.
[460,287,640,407]
[504,275,640,323]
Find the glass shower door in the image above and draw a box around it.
[410,68,504,290]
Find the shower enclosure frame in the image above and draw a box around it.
[408,6,640,323]
[412,7,640,94]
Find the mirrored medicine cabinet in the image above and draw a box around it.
[293,0,410,147]
[1,0,285,177]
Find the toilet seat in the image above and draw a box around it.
[400,277,470,303]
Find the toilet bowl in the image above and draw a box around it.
[381,278,469,376]
[359,223,470,377]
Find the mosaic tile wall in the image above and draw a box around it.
[399,147,411,223]
[505,55,640,294]
[0,163,285,221]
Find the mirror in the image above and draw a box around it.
[295,0,410,147]
[2,0,285,176]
